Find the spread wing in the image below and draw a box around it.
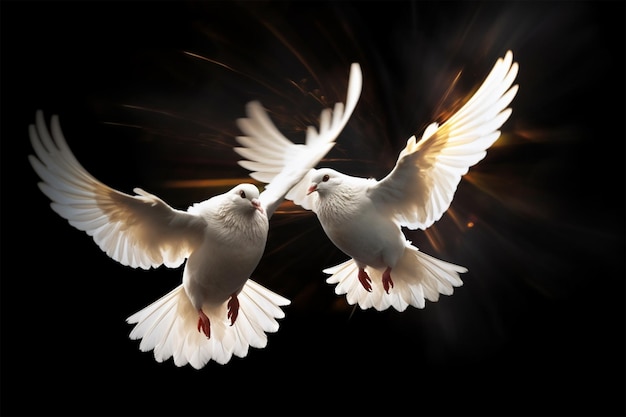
[234,63,363,218]
[28,110,206,269]
[370,50,519,230]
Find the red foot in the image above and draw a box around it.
[382,267,394,294]
[227,293,240,326]
[358,268,372,292]
[197,309,211,338]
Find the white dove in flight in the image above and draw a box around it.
[236,51,519,312]
[27,63,362,368]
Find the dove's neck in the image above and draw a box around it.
[316,184,363,223]
[217,207,268,244]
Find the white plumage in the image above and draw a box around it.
[236,51,519,312]
[28,62,362,368]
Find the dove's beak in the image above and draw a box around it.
[306,184,318,195]
[251,199,264,213]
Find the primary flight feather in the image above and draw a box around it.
[27,62,362,368]
[236,51,519,312]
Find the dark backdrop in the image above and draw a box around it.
[2,1,624,415]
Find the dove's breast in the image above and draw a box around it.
[183,211,268,308]
[316,191,405,269]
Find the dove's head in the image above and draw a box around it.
[229,183,264,214]
[307,168,342,196]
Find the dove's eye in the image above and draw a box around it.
[239,190,246,198]
[322,174,330,182]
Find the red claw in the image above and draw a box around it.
[227,293,240,326]
[358,268,373,292]
[197,309,211,338]
[382,267,394,294]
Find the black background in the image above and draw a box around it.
[2,1,624,415]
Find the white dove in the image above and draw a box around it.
[236,51,519,312]
[27,62,362,369]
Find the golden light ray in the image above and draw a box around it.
[446,206,474,232]
[256,19,324,93]
[182,51,292,101]
[431,70,465,123]
[161,177,257,189]
[463,171,559,222]
[101,104,242,154]
[160,177,313,215]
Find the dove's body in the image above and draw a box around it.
[307,168,467,309]
[313,174,405,271]
[238,51,519,312]
[27,112,287,368]
[29,62,363,368]
[183,196,267,308]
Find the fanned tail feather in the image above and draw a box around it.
[324,244,466,312]
[126,280,290,369]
